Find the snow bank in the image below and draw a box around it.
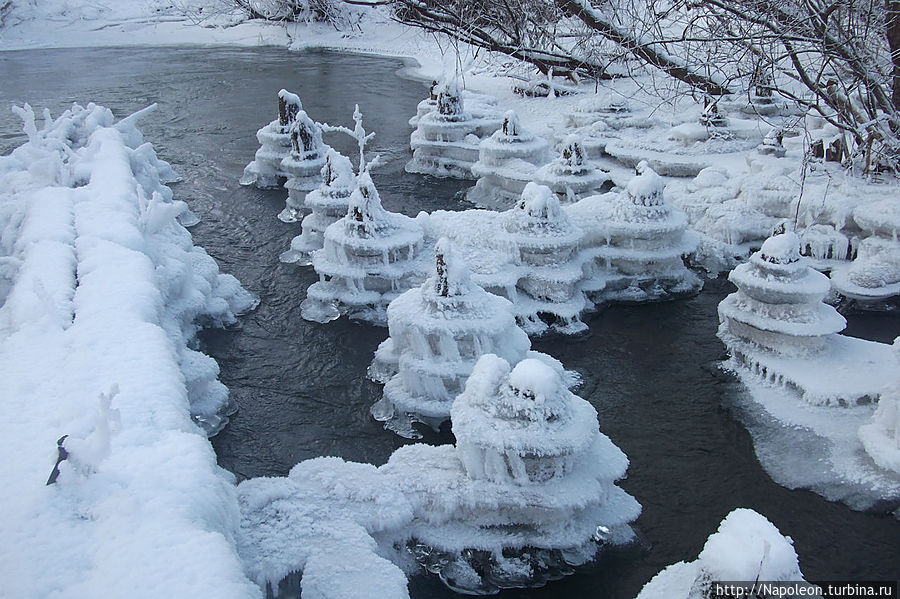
[0,102,258,598]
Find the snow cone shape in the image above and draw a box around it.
[718,230,846,356]
[241,89,303,189]
[407,81,502,179]
[533,135,610,203]
[280,149,356,265]
[278,110,329,223]
[504,182,588,334]
[301,172,425,323]
[859,338,900,474]
[468,110,550,208]
[574,161,701,302]
[384,355,641,594]
[369,239,531,437]
[636,509,807,599]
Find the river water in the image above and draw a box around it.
[1,46,897,599]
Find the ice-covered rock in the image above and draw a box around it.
[383,354,641,594]
[569,162,702,303]
[468,111,550,208]
[533,135,610,203]
[241,89,303,189]
[301,172,425,323]
[503,183,589,333]
[280,149,356,265]
[409,79,501,129]
[406,80,502,179]
[859,338,900,474]
[277,110,329,223]
[636,509,807,599]
[368,239,531,437]
[831,200,900,303]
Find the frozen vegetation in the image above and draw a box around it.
[240,89,304,189]
[277,108,329,223]
[238,353,640,597]
[0,103,259,598]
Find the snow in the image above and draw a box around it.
[241,89,305,189]
[637,509,805,599]
[278,109,329,223]
[858,338,900,474]
[0,102,258,598]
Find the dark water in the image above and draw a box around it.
[1,46,898,598]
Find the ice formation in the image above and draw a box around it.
[569,162,702,303]
[468,110,550,208]
[385,354,641,594]
[408,79,501,129]
[502,182,590,333]
[368,239,531,436]
[279,149,356,265]
[859,338,900,474]
[0,103,259,598]
[406,80,502,179]
[831,199,900,303]
[240,89,303,189]
[277,110,329,223]
[562,94,654,158]
[301,171,425,323]
[532,135,611,203]
[636,509,807,599]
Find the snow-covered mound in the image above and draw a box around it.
[636,509,808,599]
[533,135,610,203]
[859,338,900,474]
[280,149,356,265]
[409,79,501,129]
[277,109,329,223]
[468,110,550,208]
[568,161,702,303]
[406,80,502,179]
[831,200,900,303]
[561,94,655,158]
[0,102,259,599]
[240,89,303,189]
[301,171,425,323]
[369,239,531,437]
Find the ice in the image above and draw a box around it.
[636,509,807,599]
[831,199,900,303]
[561,94,656,158]
[468,110,551,208]
[533,135,611,203]
[277,109,329,223]
[280,149,356,265]
[859,338,900,474]
[240,89,303,189]
[0,102,259,599]
[406,79,502,179]
[368,238,531,436]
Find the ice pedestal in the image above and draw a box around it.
[562,95,654,158]
[280,149,356,264]
[468,111,550,208]
[369,239,531,437]
[502,183,588,334]
[382,354,640,594]
[831,199,900,303]
[241,89,303,189]
[301,172,425,323]
[636,509,807,599]
[406,81,502,179]
[533,136,610,203]
[277,110,329,223]
[569,162,701,303]
[859,338,900,474]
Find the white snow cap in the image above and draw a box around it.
[321,149,355,188]
[278,88,302,109]
[627,161,665,206]
[436,79,464,116]
[518,182,563,221]
[429,237,473,297]
[290,110,324,154]
[498,357,571,422]
[698,509,802,581]
[501,110,521,136]
[345,171,389,235]
[759,231,802,264]
[560,135,587,167]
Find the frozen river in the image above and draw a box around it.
[1,46,897,598]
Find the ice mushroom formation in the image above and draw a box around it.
[533,135,611,203]
[858,338,900,475]
[277,109,329,223]
[408,79,501,129]
[301,171,425,323]
[406,79,502,179]
[468,110,550,208]
[562,94,654,158]
[241,89,303,189]
[831,199,900,304]
[280,149,356,265]
[636,509,807,599]
[569,161,702,303]
[383,354,641,594]
[502,182,589,333]
[368,239,531,437]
